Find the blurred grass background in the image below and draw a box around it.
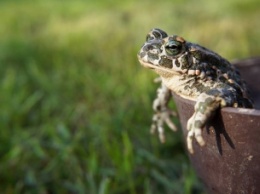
[0,0,259,193]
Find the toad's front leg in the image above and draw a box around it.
[151,83,178,143]
[186,90,230,153]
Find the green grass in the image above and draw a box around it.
[0,0,259,193]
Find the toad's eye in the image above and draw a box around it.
[165,40,182,56]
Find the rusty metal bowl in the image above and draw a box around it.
[173,57,260,194]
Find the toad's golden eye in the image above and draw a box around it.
[165,40,182,56]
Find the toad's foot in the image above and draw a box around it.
[187,114,206,154]
[151,108,177,143]
[186,92,226,153]
[151,83,178,143]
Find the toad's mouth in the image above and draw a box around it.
[137,54,181,76]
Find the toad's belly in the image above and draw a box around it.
[161,76,200,101]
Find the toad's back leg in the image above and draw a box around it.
[186,88,238,153]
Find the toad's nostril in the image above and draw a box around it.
[138,51,146,58]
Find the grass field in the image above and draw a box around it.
[0,0,259,193]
